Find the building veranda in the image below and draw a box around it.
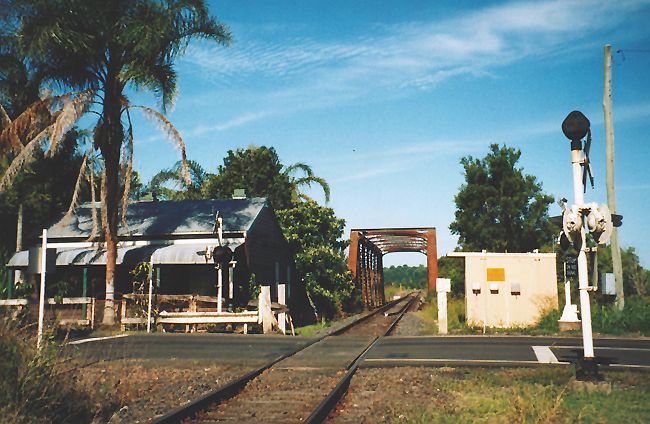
[4,197,300,332]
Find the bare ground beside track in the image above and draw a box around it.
[76,359,251,423]
[326,367,450,424]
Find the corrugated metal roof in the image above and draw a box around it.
[46,198,268,240]
[151,239,245,264]
[7,250,28,267]
[7,241,246,267]
[7,245,162,267]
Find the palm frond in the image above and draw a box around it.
[0,96,53,154]
[120,108,135,229]
[298,193,315,203]
[284,162,314,177]
[100,168,109,235]
[293,175,331,203]
[134,104,190,185]
[64,145,93,220]
[0,123,50,193]
[122,62,177,113]
[47,90,93,156]
[0,103,11,128]
[86,160,99,242]
[187,159,208,185]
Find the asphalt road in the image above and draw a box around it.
[365,336,650,369]
[68,333,650,370]
[67,333,313,366]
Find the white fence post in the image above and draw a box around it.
[278,283,286,335]
[436,278,451,335]
[147,261,154,333]
[37,229,47,350]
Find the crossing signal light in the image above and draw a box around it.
[586,204,613,245]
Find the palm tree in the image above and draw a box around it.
[148,160,210,200]
[13,0,231,324]
[283,162,331,204]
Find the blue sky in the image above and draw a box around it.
[128,0,650,267]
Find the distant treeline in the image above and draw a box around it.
[384,258,465,297]
[384,265,427,289]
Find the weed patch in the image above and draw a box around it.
[0,316,117,423]
[399,368,650,423]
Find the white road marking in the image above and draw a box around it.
[68,334,130,345]
[553,345,650,352]
[609,364,650,369]
[532,346,560,364]
[363,358,569,365]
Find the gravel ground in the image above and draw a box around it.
[327,367,451,423]
[198,367,346,423]
[390,312,435,336]
[76,359,251,423]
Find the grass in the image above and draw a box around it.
[384,284,403,300]
[413,295,650,337]
[294,320,332,336]
[0,315,118,423]
[400,367,650,423]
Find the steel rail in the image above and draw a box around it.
[150,296,407,424]
[303,292,419,424]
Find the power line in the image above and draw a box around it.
[615,48,650,63]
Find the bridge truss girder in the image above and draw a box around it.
[348,227,438,308]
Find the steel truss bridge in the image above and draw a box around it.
[348,227,438,308]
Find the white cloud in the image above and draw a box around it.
[327,139,485,183]
[184,111,273,137]
[178,0,650,127]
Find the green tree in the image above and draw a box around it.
[437,257,465,297]
[383,265,427,289]
[450,144,554,252]
[0,3,41,124]
[203,146,294,210]
[203,146,331,209]
[13,0,231,324]
[276,200,353,319]
[148,160,209,200]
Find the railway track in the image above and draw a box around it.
[150,292,419,424]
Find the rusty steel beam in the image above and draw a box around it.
[352,227,435,235]
[348,231,360,280]
[377,252,382,305]
[361,243,368,306]
[426,229,438,293]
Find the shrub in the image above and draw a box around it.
[535,308,561,333]
[0,316,116,423]
[591,296,650,335]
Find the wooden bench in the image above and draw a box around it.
[121,294,224,331]
[47,297,95,329]
[157,310,259,333]
[0,297,95,328]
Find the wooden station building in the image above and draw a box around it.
[6,198,294,309]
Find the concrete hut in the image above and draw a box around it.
[447,251,559,328]
[6,198,295,317]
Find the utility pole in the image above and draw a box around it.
[603,44,624,310]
